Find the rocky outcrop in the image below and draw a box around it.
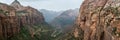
[10,0,23,10]
[15,6,45,38]
[0,0,46,40]
[10,0,45,25]
[73,0,120,40]
[16,6,45,26]
[0,3,19,40]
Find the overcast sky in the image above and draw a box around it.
[0,0,84,11]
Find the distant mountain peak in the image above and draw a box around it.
[11,0,21,5]
[10,0,22,9]
[15,0,18,1]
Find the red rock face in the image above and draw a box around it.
[0,3,19,40]
[10,0,45,38]
[15,6,45,37]
[74,0,120,40]
[16,6,45,27]
[0,0,45,39]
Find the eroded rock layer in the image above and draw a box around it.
[0,3,19,40]
[0,0,45,40]
[73,0,120,40]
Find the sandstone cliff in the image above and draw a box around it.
[0,0,52,40]
[73,0,120,40]
[0,3,20,40]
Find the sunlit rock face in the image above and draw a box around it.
[73,0,120,40]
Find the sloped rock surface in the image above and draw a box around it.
[0,0,49,40]
[73,0,120,40]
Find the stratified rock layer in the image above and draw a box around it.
[0,3,19,40]
[0,0,45,40]
[74,0,120,40]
